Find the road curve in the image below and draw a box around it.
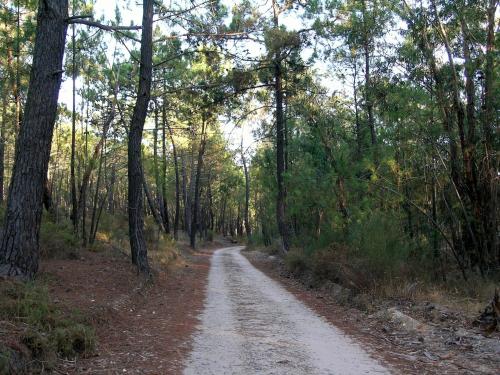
[183,246,390,375]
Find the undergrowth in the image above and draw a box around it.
[252,210,498,315]
[0,280,95,374]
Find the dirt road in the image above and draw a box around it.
[183,246,390,375]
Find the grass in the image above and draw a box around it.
[0,279,95,373]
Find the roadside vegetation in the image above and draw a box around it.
[0,0,497,372]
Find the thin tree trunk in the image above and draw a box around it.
[482,0,498,266]
[82,103,89,247]
[90,179,112,244]
[0,0,68,278]
[108,166,115,213]
[181,152,190,234]
[361,0,376,146]
[190,119,207,248]
[0,88,7,203]
[70,1,78,233]
[76,111,113,244]
[241,149,251,238]
[272,0,290,253]
[160,101,170,233]
[89,143,104,244]
[352,59,362,156]
[128,0,153,275]
[167,121,180,239]
[153,105,168,233]
[187,147,196,236]
[206,170,214,231]
[143,173,164,230]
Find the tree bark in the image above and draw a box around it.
[274,59,290,253]
[272,1,290,253]
[361,0,376,146]
[181,152,190,233]
[190,119,207,248]
[160,101,170,233]
[167,121,180,239]
[482,0,498,266]
[70,4,78,233]
[143,173,164,230]
[153,105,168,233]
[241,149,251,238]
[352,58,362,156]
[0,87,7,203]
[0,0,68,278]
[128,0,153,275]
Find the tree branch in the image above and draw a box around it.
[66,18,141,32]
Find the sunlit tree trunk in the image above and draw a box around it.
[128,0,153,275]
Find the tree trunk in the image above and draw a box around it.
[108,166,115,213]
[187,146,196,236]
[207,173,214,230]
[143,174,164,230]
[70,8,78,233]
[190,119,207,248]
[181,152,191,234]
[167,121,180,239]
[352,58,362,156]
[272,1,290,253]
[0,89,7,203]
[0,0,68,278]
[76,110,113,243]
[241,149,251,238]
[89,141,104,244]
[482,0,498,266]
[128,0,153,275]
[153,105,168,233]
[361,0,376,146]
[160,101,170,233]
[274,58,290,252]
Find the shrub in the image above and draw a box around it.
[39,217,79,259]
[285,248,308,275]
[0,281,55,328]
[52,324,95,358]
[349,210,412,279]
[309,244,374,291]
[310,244,350,284]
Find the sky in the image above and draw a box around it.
[58,0,338,154]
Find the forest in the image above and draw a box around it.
[0,0,498,373]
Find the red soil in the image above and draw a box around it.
[40,244,214,374]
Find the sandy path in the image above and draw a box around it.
[183,246,390,375]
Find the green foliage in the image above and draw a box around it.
[51,324,95,358]
[285,249,308,275]
[349,211,413,278]
[40,217,79,259]
[206,229,214,242]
